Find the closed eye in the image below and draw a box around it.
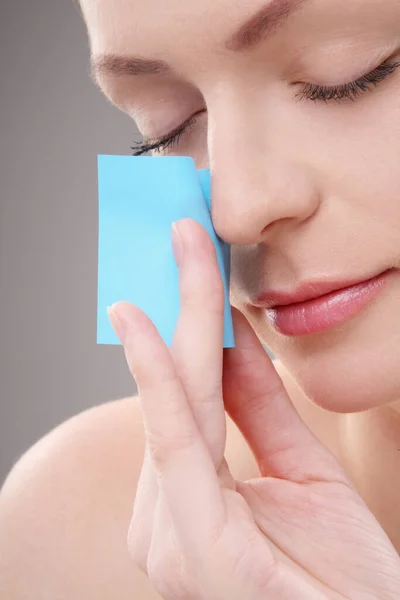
[130,111,205,156]
[295,59,400,103]
[130,59,400,156]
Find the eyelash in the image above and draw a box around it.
[130,112,201,156]
[130,59,400,156]
[295,59,400,102]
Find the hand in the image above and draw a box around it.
[108,218,400,600]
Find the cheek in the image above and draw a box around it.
[319,90,400,253]
[341,138,400,254]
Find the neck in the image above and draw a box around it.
[339,404,400,554]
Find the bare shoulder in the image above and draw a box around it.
[0,361,341,599]
[0,396,162,600]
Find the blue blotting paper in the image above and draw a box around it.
[97,155,235,348]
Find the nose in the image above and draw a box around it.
[209,154,321,247]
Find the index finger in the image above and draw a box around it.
[108,301,226,551]
[170,218,227,467]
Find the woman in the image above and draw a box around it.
[2,0,400,597]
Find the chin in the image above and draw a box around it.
[246,279,400,415]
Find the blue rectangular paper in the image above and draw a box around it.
[97,155,235,348]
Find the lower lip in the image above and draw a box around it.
[264,269,394,337]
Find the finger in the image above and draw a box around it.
[110,301,226,550]
[217,457,237,491]
[127,444,159,572]
[170,219,226,468]
[222,307,350,485]
[147,494,183,597]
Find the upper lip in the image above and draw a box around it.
[252,270,389,309]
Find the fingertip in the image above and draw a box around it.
[108,301,148,327]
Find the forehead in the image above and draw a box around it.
[80,0,390,85]
[81,0,288,68]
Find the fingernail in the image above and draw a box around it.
[171,221,184,267]
[107,305,127,345]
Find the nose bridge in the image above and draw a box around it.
[207,75,292,159]
[207,88,321,246]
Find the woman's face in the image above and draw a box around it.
[80,0,400,414]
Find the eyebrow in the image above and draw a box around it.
[90,0,308,82]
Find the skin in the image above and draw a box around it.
[81,0,400,402]
[78,0,400,549]
[81,0,400,414]
[104,239,400,599]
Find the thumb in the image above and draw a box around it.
[222,307,352,487]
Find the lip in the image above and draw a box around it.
[252,270,392,309]
[252,268,395,337]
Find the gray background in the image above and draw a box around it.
[0,0,139,484]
